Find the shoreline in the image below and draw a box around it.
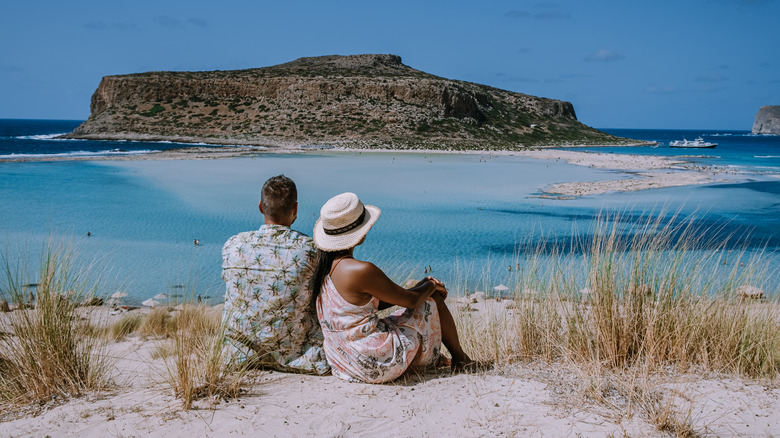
[0,141,743,197]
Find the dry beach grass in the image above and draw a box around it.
[0,211,778,435]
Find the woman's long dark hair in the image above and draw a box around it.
[309,250,332,300]
[309,250,341,307]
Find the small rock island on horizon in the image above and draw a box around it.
[753,105,780,135]
[64,54,642,150]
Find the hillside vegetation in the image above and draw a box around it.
[67,54,638,150]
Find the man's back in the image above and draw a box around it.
[222,224,328,374]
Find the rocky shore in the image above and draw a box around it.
[753,105,780,135]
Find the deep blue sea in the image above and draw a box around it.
[1,119,778,303]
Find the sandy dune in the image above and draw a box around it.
[2,304,778,437]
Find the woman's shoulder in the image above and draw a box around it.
[341,258,382,276]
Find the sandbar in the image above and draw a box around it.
[0,144,744,197]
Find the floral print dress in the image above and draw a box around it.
[316,276,442,383]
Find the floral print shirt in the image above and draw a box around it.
[221,224,329,374]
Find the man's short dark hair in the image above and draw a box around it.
[261,175,297,220]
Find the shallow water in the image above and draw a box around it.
[1,152,778,303]
[1,121,778,303]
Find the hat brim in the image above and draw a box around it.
[313,205,381,251]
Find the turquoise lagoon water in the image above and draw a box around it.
[1,120,779,303]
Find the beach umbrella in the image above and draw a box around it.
[142,299,160,308]
[494,284,509,299]
[111,291,128,299]
[153,293,168,300]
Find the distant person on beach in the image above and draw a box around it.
[221,175,328,374]
[310,192,474,383]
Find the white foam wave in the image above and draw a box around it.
[0,149,159,159]
[755,155,780,159]
[13,133,85,141]
[710,133,780,137]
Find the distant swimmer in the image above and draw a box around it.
[87,231,91,237]
[194,239,200,245]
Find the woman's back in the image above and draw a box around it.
[310,192,471,381]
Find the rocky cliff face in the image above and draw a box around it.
[68,54,629,149]
[752,106,780,135]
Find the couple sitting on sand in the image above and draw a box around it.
[221,175,473,383]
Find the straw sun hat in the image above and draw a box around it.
[313,192,381,251]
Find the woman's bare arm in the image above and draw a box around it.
[330,259,437,308]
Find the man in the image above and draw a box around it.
[221,175,329,374]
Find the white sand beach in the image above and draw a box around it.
[1,303,778,437]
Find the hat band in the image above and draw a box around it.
[323,207,366,235]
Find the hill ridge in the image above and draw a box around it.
[67,54,635,149]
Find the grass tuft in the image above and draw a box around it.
[109,314,142,341]
[156,304,243,409]
[0,240,112,406]
[454,210,779,378]
[449,209,778,433]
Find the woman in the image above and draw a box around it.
[310,192,473,383]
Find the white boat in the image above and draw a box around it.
[669,137,717,148]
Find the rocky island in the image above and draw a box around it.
[752,105,780,135]
[65,54,640,150]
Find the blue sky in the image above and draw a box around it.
[1,0,778,130]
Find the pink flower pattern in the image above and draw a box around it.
[316,276,441,383]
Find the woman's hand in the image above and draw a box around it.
[434,282,448,300]
[413,276,437,289]
[423,276,448,300]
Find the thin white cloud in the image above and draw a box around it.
[505,10,532,18]
[533,11,571,19]
[154,15,183,29]
[0,64,22,73]
[645,84,729,94]
[723,0,772,6]
[560,73,594,79]
[83,21,139,31]
[645,85,680,94]
[694,74,728,82]
[705,0,773,8]
[496,75,540,83]
[584,49,625,62]
[505,4,570,20]
[154,16,208,29]
[186,18,208,27]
